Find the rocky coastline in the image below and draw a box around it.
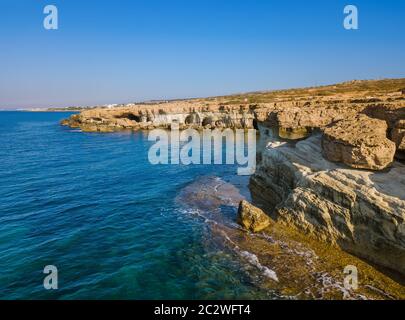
[61,79,405,278]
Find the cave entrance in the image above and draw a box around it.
[116,113,141,122]
[185,113,201,125]
[253,119,259,130]
[202,116,214,127]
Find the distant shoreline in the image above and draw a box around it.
[0,109,81,112]
[3,78,404,114]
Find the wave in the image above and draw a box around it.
[239,250,279,282]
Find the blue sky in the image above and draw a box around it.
[0,0,404,109]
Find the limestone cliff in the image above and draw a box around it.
[61,102,257,132]
[250,134,405,275]
[61,79,405,165]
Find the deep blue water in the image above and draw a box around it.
[0,112,268,299]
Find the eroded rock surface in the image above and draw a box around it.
[61,102,256,132]
[322,115,396,170]
[250,134,405,275]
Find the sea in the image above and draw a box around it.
[1,111,400,300]
[0,111,274,299]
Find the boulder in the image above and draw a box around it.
[322,115,396,170]
[237,200,272,232]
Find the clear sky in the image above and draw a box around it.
[0,0,404,109]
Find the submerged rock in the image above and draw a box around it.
[237,200,272,232]
[322,115,396,170]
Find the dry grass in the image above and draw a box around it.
[197,78,405,105]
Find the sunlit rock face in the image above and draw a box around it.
[273,105,359,130]
[322,115,396,170]
[61,103,257,132]
[237,200,273,233]
[250,134,405,275]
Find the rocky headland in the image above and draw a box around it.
[61,79,405,278]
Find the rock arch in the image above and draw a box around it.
[253,119,259,130]
[116,113,141,122]
[185,113,201,125]
[202,116,214,127]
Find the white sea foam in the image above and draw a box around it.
[216,229,279,282]
[180,204,280,284]
[240,251,279,282]
[314,272,369,300]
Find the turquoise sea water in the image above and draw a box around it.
[0,112,272,300]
